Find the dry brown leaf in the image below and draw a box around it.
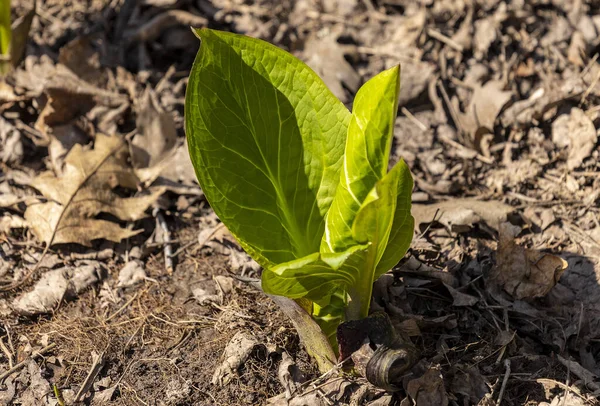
[380,10,426,53]
[490,223,568,300]
[12,56,127,138]
[567,31,586,67]
[0,214,27,233]
[47,124,90,174]
[459,80,512,142]
[552,108,597,170]
[24,134,162,246]
[405,367,449,406]
[0,117,23,164]
[443,283,478,306]
[398,61,435,107]
[12,263,105,316]
[117,260,146,288]
[131,88,177,169]
[130,88,198,189]
[413,198,516,234]
[302,34,360,103]
[18,360,50,405]
[450,366,489,405]
[212,331,259,386]
[58,34,106,87]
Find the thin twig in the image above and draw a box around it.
[496,359,511,405]
[437,79,464,135]
[105,292,139,323]
[427,28,464,52]
[0,336,14,368]
[0,343,57,381]
[74,351,106,402]
[401,107,428,131]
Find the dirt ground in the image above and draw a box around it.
[1,0,600,405]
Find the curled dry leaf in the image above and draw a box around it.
[277,352,306,399]
[552,107,597,170]
[397,61,435,107]
[449,366,489,405]
[12,263,106,316]
[117,260,146,288]
[19,360,50,406]
[490,223,568,300]
[11,56,127,139]
[0,214,27,233]
[24,134,163,247]
[212,331,259,386]
[131,88,177,169]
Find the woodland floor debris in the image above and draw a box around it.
[0,0,600,405]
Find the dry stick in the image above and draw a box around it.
[155,209,173,273]
[0,137,129,292]
[0,336,14,368]
[437,79,464,135]
[0,343,57,381]
[74,351,106,402]
[496,359,511,405]
[580,67,600,105]
[427,28,464,52]
[105,292,139,323]
[400,107,428,131]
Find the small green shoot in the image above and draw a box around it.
[0,0,11,75]
[185,29,413,358]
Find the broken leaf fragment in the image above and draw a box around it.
[24,134,162,246]
[551,107,597,170]
[490,223,568,300]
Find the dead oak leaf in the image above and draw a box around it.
[24,134,162,246]
[490,223,568,300]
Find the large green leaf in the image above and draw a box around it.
[322,65,401,254]
[185,29,350,268]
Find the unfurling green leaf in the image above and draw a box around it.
[185,29,414,361]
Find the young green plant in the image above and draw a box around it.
[0,0,11,75]
[185,29,414,353]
